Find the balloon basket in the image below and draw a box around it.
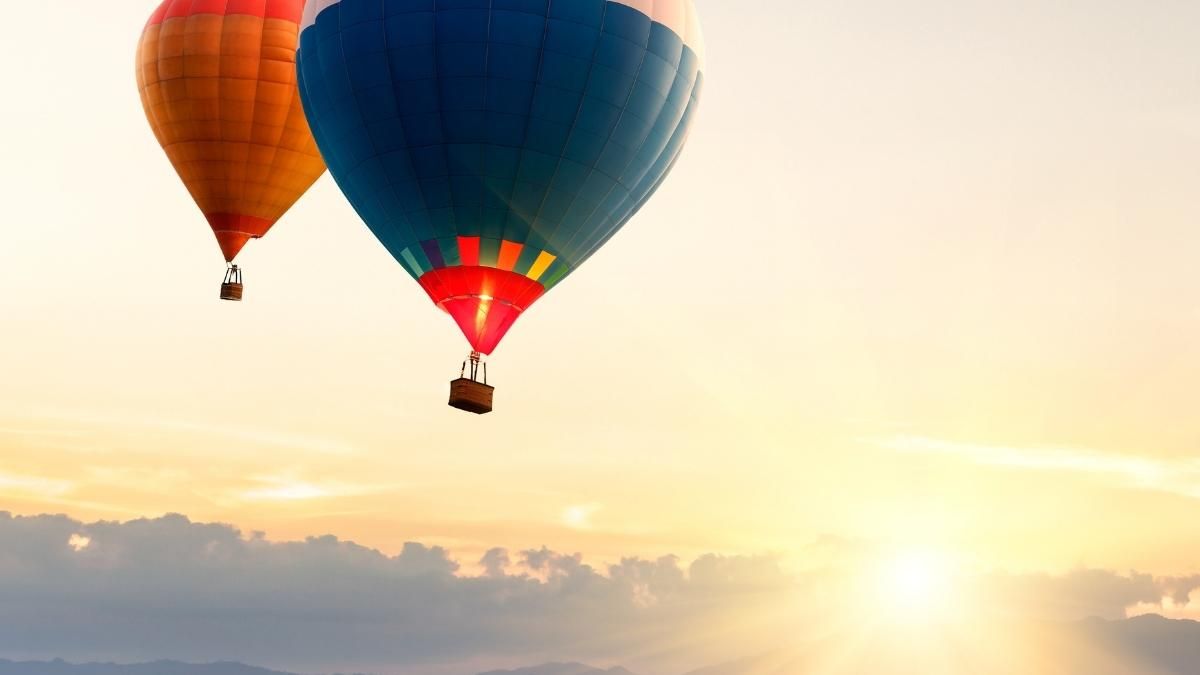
[449,352,494,415]
[220,265,244,302]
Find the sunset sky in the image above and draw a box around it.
[3,1,1200,673]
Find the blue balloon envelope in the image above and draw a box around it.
[297,0,705,354]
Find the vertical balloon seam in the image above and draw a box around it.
[566,38,702,264]
[580,24,704,268]
[534,2,651,266]
[550,8,664,264]
[376,2,429,270]
[564,8,703,277]
[571,67,702,268]
[247,8,282,230]
[507,1,613,284]
[571,61,701,264]
[496,11,553,268]
[370,2,436,273]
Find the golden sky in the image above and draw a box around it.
[4,0,1200,586]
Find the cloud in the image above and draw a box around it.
[0,471,72,497]
[19,409,363,458]
[1,512,1197,675]
[878,435,1200,498]
[237,475,384,502]
[66,533,90,552]
[0,513,792,675]
[479,548,511,578]
[240,482,331,501]
[979,568,1165,621]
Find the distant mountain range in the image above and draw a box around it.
[6,615,1200,675]
[479,665,636,675]
[0,661,630,675]
[0,661,294,675]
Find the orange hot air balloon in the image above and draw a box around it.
[135,0,326,301]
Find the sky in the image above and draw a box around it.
[3,0,1200,671]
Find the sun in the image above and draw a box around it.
[873,549,957,622]
[888,551,944,605]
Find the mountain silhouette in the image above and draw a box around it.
[9,617,1200,675]
[0,660,634,675]
[478,665,637,675]
[0,661,295,675]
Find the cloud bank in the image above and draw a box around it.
[0,513,793,674]
[0,513,1196,674]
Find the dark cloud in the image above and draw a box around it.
[1160,575,1200,606]
[980,569,1178,621]
[0,513,789,674]
[479,549,510,579]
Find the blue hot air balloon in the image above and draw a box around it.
[297,0,704,412]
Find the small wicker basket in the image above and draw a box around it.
[449,378,494,415]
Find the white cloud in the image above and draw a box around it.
[235,474,395,503]
[14,408,362,457]
[878,435,1200,498]
[0,471,72,496]
[242,483,331,501]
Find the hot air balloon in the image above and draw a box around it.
[296,0,704,413]
[136,0,327,301]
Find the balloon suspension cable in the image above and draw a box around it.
[460,351,487,385]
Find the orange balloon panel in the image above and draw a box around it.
[136,0,326,262]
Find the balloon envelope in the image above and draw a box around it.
[297,0,705,353]
[137,0,327,262]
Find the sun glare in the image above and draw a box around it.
[874,549,956,622]
[562,503,601,530]
[243,482,330,501]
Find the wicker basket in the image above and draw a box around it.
[220,282,244,302]
[449,378,494,415]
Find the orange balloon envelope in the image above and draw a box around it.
[136,0,325,264]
